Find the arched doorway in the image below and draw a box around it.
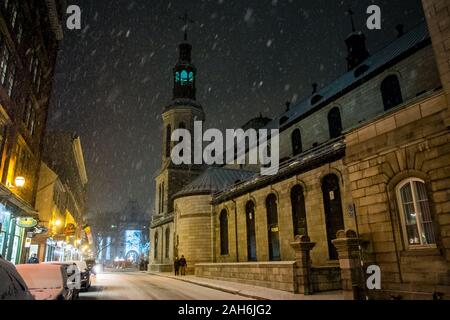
[322,174,345,260]
[245,201,257,261]
[266,194,281,261]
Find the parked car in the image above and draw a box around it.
[15,264,74,300]
[44,262,81,299]
[0,256,34,300]
[67,260,91,291]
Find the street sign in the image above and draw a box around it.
[24,238,32,248]
[64,223,77,236]
[16,217,38,229]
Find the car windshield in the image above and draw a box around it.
[16,265,63,290]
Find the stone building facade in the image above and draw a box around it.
[149,1,450,299]
[0,0,64,264]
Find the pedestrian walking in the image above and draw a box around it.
[27,254,39,264]
[174,257,180,276]
[179,255,187,276]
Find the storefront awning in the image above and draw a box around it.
[0,184,39,218]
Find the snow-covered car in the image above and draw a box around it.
[0,256,34,300]
[66,260,91,291]
[16,264,74,300]
[44,262,81,298]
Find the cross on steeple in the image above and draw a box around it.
[179,12,195,41]
[347,9,356,32]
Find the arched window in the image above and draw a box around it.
[175,71,180,83]
[291,185,307,236]
[188,71,194,83]
[165,125,171,158]
[381,75,403,111]
[322,174,344,260]
[178,122,186,157]
[266,194,281,261]
[291,129,302,156]
[396,178,435,247]
[328,107,342,139]
[219,210,229,255]
[246,201,257,261]
[181,70,188,84]
[154,232,159,259]
[165,228,170,258]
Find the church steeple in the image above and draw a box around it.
[345,9,370,71]
[173,13,197,101]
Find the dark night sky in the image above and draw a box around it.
[48,0,425,215]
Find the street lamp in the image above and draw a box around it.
[14,176,26,188]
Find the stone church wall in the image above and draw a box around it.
[345,91,450,298]
[174,194,214,274]
[213,159,357,267]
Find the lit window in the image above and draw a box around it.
[396,178,436,248]
[175,71,180,83]
[0,47,10,85]
[188,71,194,83]
[180,70,188,84]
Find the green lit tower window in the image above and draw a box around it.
[181,70,188,84]
[189,72,194,83]
[175,71,180,83]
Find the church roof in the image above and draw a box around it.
[173,167,256,199]
[266,22,430,131]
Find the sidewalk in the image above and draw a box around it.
[149,272,344,300]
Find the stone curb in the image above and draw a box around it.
[148,272,269,300]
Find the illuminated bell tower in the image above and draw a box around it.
[173,41,197,100]
[149,13,205,271]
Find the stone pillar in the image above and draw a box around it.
[332,229,366,300]
[422,0,450,127]
[290,235,316,295]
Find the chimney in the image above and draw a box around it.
[285,101,291,111]
[396,24,405,38]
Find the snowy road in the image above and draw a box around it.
[79,272,250,300]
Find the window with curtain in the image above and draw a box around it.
[396,178,435,247]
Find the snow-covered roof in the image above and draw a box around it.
[174,167,256,199]
[265,22,430,131]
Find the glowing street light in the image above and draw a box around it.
[14,176,26,188]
